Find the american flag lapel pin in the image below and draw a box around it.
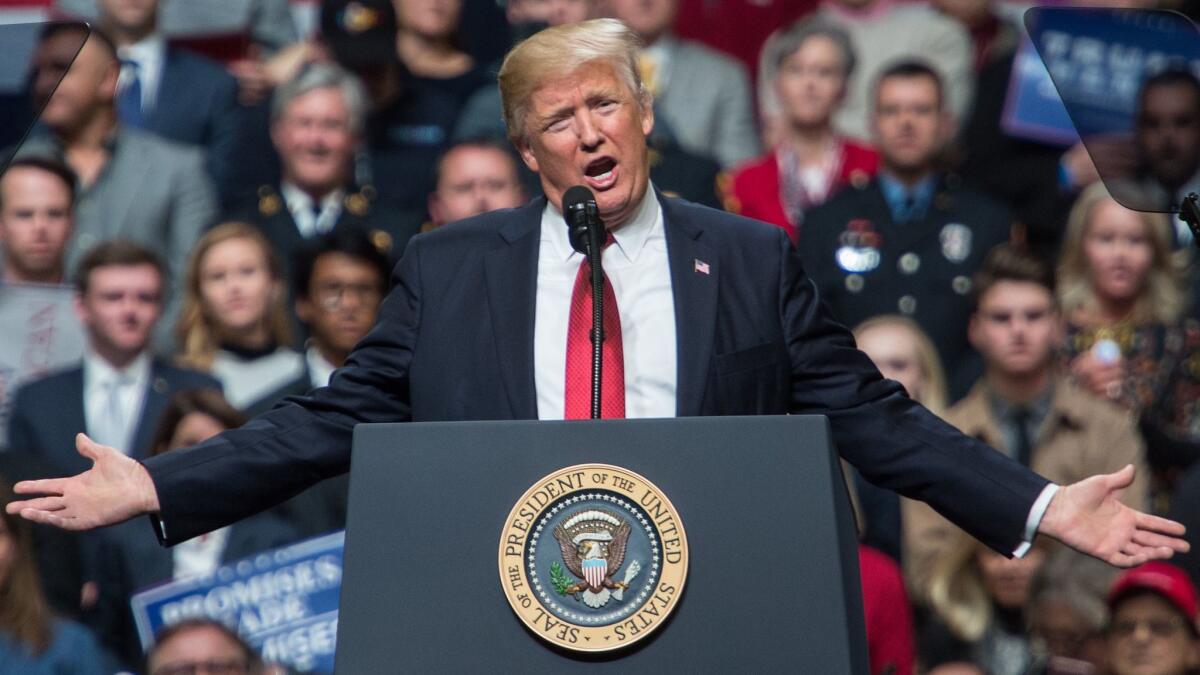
[694,258,710,275]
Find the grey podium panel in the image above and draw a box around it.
[336,416,867,673]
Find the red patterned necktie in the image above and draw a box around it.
[564,235,624,419]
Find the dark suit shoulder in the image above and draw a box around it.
[662,196,786,248]
[167,48,237,87]
[11,366,82,401]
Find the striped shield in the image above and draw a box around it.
[582,558,607,589]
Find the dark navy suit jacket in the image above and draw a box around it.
[145,48,242,202]
[7,359,221,476]
[146,194,1050,552]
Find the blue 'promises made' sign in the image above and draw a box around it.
[131,531,344,673]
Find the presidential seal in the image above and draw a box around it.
[498,464,688,652]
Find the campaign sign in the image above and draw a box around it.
[132,531,344,673]
[1024,7,1200,140]
[0,283,85,446]
[1001,37,1078,146]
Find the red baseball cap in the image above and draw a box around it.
[1107,562,1198,621]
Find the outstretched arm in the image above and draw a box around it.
[5,434,159,531]
[1039,465,1188,566]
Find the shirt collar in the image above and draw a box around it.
[878,171,938,222]
[540,182,661,265]
[118,34,166,68]
[83,349,151,391]
[280,181,345,215]
[305,343,338,387]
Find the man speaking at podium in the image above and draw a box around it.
[7,20,1188,568]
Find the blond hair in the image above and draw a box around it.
[175,222,293,371]
[853,315,948,416]
[1057,182,1184,325]
[498,18,649,144]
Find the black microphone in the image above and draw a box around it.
[562,185,604,255]
[561,185,608,419]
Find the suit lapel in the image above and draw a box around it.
[661,197,717,417]
[63,368,87,459]
[483,199,543,419]
[130,362,170,459]
[144,50,179,135]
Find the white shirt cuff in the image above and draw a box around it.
[1013,483,1059,558]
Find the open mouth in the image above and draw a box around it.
[583,157,618,190]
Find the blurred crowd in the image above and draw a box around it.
[0,0,1198,673]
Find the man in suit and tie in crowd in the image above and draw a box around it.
[18,25,218,349]
[229,62,422,281]
[7,20,1189,575]
[95,0,243,207]
[7,242,219,475]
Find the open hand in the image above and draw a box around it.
[1039,465,1187,566]
[4,434,159,531]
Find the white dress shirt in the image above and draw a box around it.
[306,344,338,389]
[281,182,344,238]
[83,350,151,454]
[534,185,677,420]
[172,526,231,579]
[117,34,166,114]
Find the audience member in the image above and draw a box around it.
[1104,562,1199,675]
[851,315,947,562]
[906,245,1147,602]
[854,315,949,414]
[802,61,1012,398]
[96,0,244,206]
[452,0,598,142]
[427,139,527,231]
[394,0,490,108]
[145,618,263,675]
[18,26,218,348]
[1025,549,1117,674]
[176,223,308,415]
[1057,184,1200,503]
[1167,460,1200,590]
[8,242,220,474]
[276,229,392,539]
[672,0,814,85]
[606,0,759,169]
[293,229,389,389]
[0,157,76,286]
[0,478,112,675]
[228,62,419,278]
[921,530,1049,675]
[859,543,917,675]
[1122,68,1200,248]
[727,19,878,243]
[92,389,298,671]
[814,0,973,143]
[55,0,300,57]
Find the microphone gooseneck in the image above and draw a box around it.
[561,186,608,420]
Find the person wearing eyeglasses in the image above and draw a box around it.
[145,618,261,675]
[174,223,307,417]
[292,230,390,391]
[1104,561,1199,675]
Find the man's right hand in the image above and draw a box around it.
[4,433,160,531]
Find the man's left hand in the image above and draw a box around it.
[1039,465,1188,566]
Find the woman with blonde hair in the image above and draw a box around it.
[0,478,111,673]
[1057,183,1200,497]
[921,529,1051,675]
[176,222,308,415]
[850,315,949,559]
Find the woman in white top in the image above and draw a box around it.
[176,222,308,414]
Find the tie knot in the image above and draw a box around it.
[1009,405,1032,424]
